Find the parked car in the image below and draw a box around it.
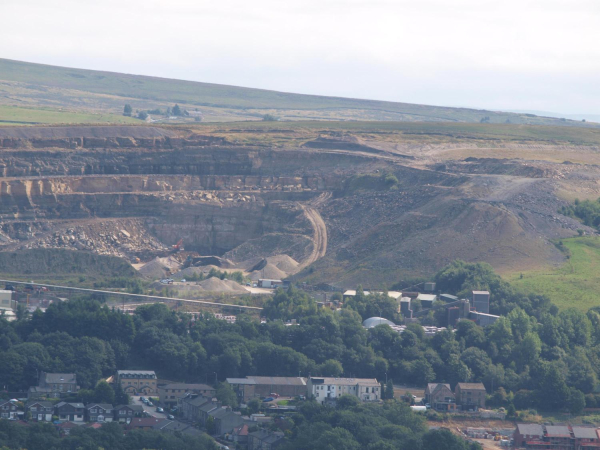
[180,279,186,282]
[270,393,279,399]
[139,396,146,401]
[147,402,154,407]
[156,407,164,413]
[167,414,175,420]
[262,397,274,403]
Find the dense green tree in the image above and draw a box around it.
[123,104,132,116]
[216,382,238,408]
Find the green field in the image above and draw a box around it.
[508,237,600,311]
[0,104,140,125]
[1,58,597,126]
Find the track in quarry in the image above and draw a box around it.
[0,125,592,287]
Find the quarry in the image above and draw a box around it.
[0,123,597,289]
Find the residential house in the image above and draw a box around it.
[154,419,208,439]
[307,377,380,404]
[514,423,544,448]
[226,376,307,402]
[248,429,285,450]
[208,407,244,436]
[116,370,157,395]
[229,424,249,445]
[545,425,575,449]
[198,401,221,427]
[0,400,19,419]
[454,383,486,410]
[125,417,163,431]
[26,401,54,422]
[113,404,144,424]
[28,372,79,399]
[56,421,79,436]
[159,383,215,407]
[85,403,113,423]
[179,394,212,422]
[514,424,600,449]
[424,383,457,412]
[55,402,85,423]
[572,426,600,449]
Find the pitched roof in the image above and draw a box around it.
[572,426,598,439]
[456,383,486,390]
[43,373,76,384]
[161,383,214,390]
[114,404,143,412]
[545,425,571,437]
[85,403,113,410]
[226,376,306,386]
[233,424,249,436]
[55,402,84,409]
[310,377,379,387]
[517,423,544,436]
[209,408,239,420]
[126,417,163,429]
[426,383,451,395]
[199,402,219,413]
[26,401,53,408]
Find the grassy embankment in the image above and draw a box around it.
[508,236,600,311]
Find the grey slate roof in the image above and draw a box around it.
[226,376,306,386]
[114,404,143,412]
[572,426,598,439]
[517,423,544,436]
[85,403,113,411]
[43,373,76,384]
[26,401,53,409]
[426,383,451,395]
[545,425,571,437]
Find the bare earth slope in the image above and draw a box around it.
[0,122,596,288]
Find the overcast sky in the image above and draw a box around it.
[1,0,599,115]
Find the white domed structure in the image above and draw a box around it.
[362,317,396,328]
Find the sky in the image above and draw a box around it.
[1,0,599,115]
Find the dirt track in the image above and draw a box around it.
[298,204,328,270]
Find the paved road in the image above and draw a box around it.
[130,397,167,420]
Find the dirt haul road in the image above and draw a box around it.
[298,205,328,270]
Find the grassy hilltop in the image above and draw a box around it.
[0,58,597,125]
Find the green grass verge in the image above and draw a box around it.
[0,104,141,125]
[508,236,600,311]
